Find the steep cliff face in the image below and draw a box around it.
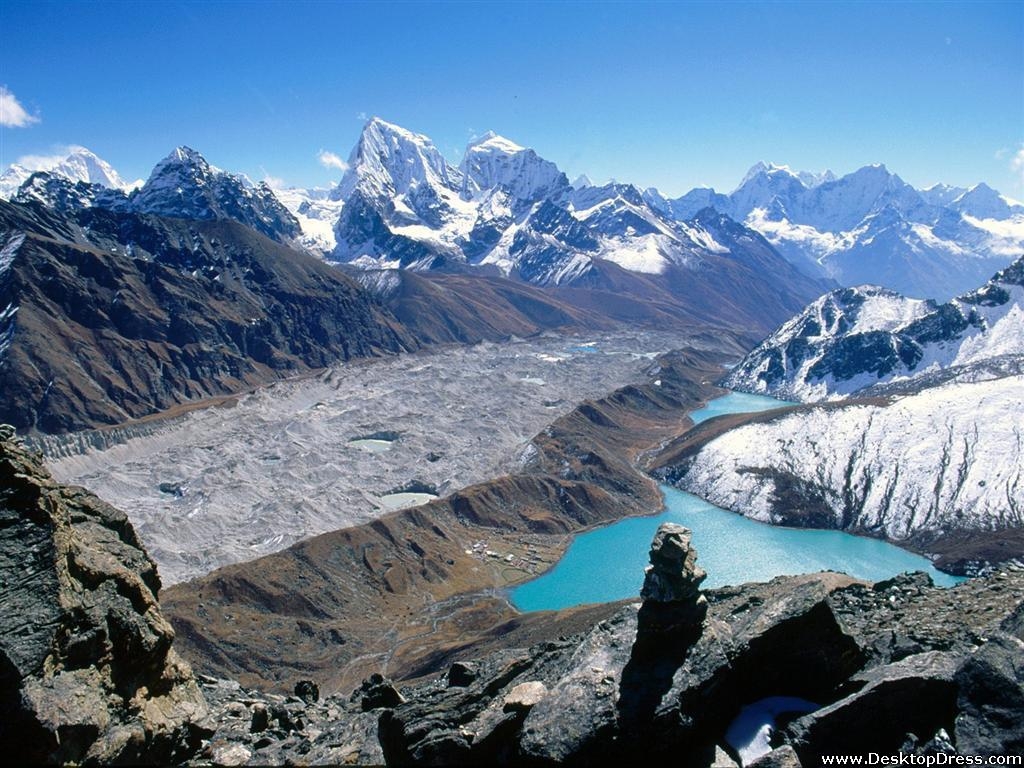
[0,429,210,764]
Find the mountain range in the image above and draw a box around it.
[4,120,1023,436]
[6,120,1021,304]
[645,162,1024,300]
[0,127,837,435]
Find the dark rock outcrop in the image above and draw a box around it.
[0,431,209,764]
[787,651,961,763]
[953,604,1024,754]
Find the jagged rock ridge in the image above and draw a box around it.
[12,146,303,246]
[723,256,1024,402]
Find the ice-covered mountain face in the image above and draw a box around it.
[329,118,476,268]
[130,147,301,243]
[267,185,342,255]
[0,146,137,200]
[673,373,1024,568]
[459,132,569,204]
[651,163,1024,300]
[723,256,1024,402]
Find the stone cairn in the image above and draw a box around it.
[635,523,708,649]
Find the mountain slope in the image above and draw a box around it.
[0,199,414,434]
[723,256,1024,401]
[131,147,302,243]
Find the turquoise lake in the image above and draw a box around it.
[511,392,963,612]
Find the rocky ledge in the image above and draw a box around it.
[0,428,210,764]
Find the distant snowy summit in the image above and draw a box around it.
[10,145,301,245]
[723,255,1024,402]
[0,146,139,200]
[645,161,1024,301]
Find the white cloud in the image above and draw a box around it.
[0,86,40,127]
[14,145,83,170]
[318,149,348,172]
[259,166,287,189]
[1011,145,1024,185]
[356,111,368,121]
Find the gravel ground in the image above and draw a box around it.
[48,330,689,584]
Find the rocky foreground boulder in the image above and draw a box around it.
[0,428,210,764]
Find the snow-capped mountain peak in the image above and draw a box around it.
[735,161,809,191]
[459,131,567,203]
[129,146,300,241]
[0,146,134,200]
[951,182,1024,220]
[333,117,463,203]
[142,146,219,188]
[465,130,525,154]
[55,146,135,191]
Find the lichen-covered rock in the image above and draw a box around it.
[0,432,210,764]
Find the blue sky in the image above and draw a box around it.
[1,1,1022,196]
